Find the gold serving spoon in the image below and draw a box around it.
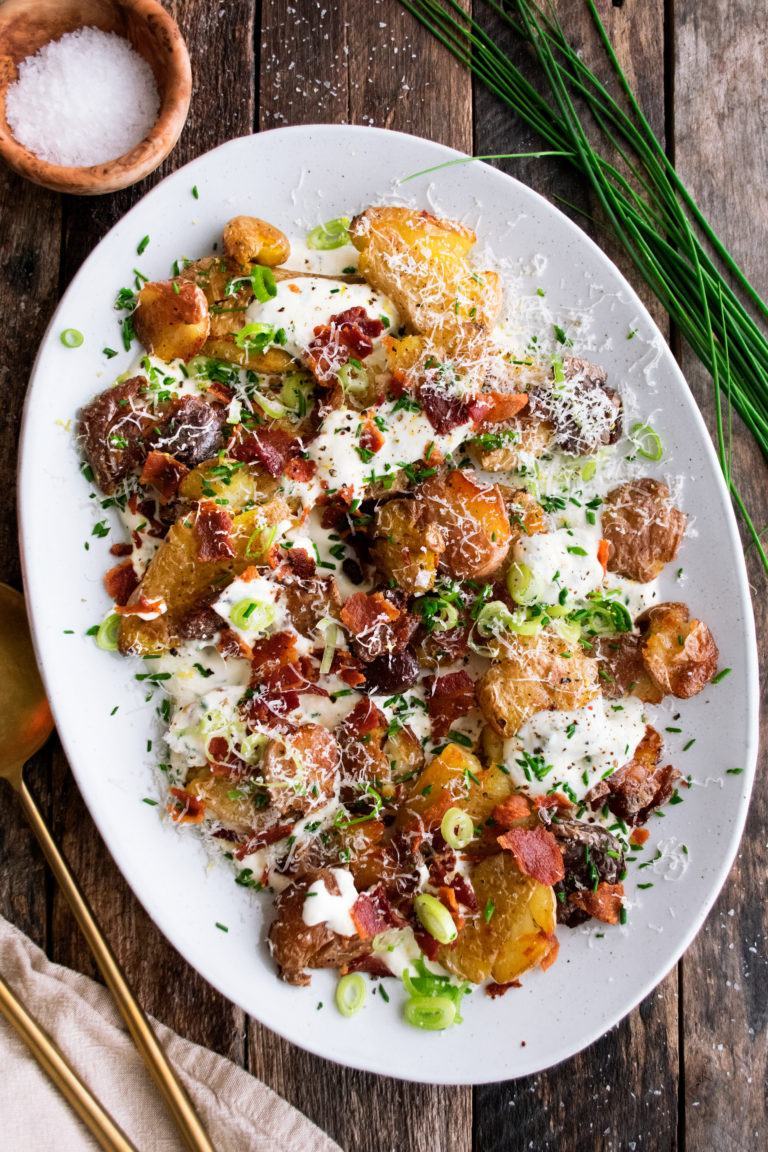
[0,583,216,1152]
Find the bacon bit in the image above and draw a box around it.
[350,886,405,939]
[248,630,314,695]
[492,795,531,829]
[103,560,138,606]
[306,306,384,384]
[485,981,520,999]
[533,792,575,816]
[139,450,189,503]
[109,542,133,558]
[194,500,234,562]
[425,670,476,739]
[205,379,235,404]
[343,697,386,737]
[284,456,317,483]
[539,934,560,971]
[569,882,625,925]
[167,788,206,824]
[206,735,250,778]
[497,825,565,885]
[438,885,465,932]
[267,543,316,581]
[348,954,392,978]
[469,391,528,426]
[234,822,295,859]
[629,828,651,847]
[359,417,385,456]
[415,930,440,961]
[114,594,166,618]
[326,648,366,687]
[341,590,400,635]
[418,378,469,434]
[217,627,252,660]
[597,538,609,576]
[449,872,479,912]
[136,498,166,539]
[228,427,300,477]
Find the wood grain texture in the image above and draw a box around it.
[473,3,680,1145]
[249,4,474,1149]
[673,2,768,1148]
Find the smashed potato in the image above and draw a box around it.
[439,852,556,984]
[419,469,511,580]
[477,631,600,737]
[223,215,290,269]
[178,457,280,512]
[133,280,210,363]
[602,478,686,582]
[638,602,719,698]
[370,497,445,595]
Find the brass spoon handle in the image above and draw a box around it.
[0,972,139,1152]
[17,776,217,1152]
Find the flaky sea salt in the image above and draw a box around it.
[6,27,160,168]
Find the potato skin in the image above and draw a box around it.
[602,478,686,582]
[477,631,600,737]
[370,497,445,595]
[223,215,290,268]
[133,279,210,363]
[268,869,369,986]
[593,632,663,704]
[418,469,511,580]
[637,601,719,698]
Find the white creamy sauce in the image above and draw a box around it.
[503,695,646,801]
[607,575,661,620]
[513,526,604,605]
[245,277,398,364]
[286,238,359,277]
[212,571,288,644]
[306,403,469,499]
[166,683,250,768]
[302,867,359,936]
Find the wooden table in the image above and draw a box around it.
[1,1,765,1148]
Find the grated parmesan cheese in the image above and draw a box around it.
[6,27,160,168]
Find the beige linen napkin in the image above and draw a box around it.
[0,916,342,1152]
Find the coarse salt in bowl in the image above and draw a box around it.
[0,0,191,195]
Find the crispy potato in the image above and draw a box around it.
[186,768,264,831]
[268,869,369,986]
[118,498,294,655]
[438,852,556,984]
[178,457,280,511]
[399,743,512,832]
[477,631,600,737]
[370,497,445,595]
[527,358,622,456]
[637,602,719,698]
[200,334,295,372]
[350,207,501,374]
[592,633,662,704]
[178,255,251,337]
[262,725,340,816]
[475,413,554,472]
[133,280,210,363]
[223,215,290,269]
[587,724,681,825]
[418,469,512,580]
[602,479,686,582]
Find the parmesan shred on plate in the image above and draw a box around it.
[5,27,160,168]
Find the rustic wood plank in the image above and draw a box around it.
[472,2,680,1147]
[0,165,61,953]
[47,0,257,1062]
[247,4,473,1149]
[673,2,768,1147]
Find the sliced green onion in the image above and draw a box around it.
[95,613,121,651]
[338,361,372,396]
[440,807,474,850]
[553,619,582,647]
[581,460,597,481]
[404,996,457,1031]
[307,217,351,250]
[280,374,313,416]
[430,598,459,632]
[234,323,276,352]
[319,620,338,675]
[631,422,663,461]
[335,972,366,1017]
[413,894,457,944]
[476,601,540,638]
[250,265,277,303]
[252,390,288,419]
[61,328,84,348]
[229,598,276,633]
[506,561,541,606]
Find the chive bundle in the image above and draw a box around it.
[398,0,768,573]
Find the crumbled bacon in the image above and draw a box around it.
[206,734,250,778]
[109,542,133,558]
[342,697,386,737]
[114,595,166,618]
[359,417,385,456]
[283,457,317,483]
[492,795,531,829]
[568,882,625,925]
[468,391,528,426]
[194,500,234,562]
[418,378,470,434]
[325,648,366,687]
[347,955,393,979]
[425,670,476,738]
[340,591,417,662]
[103,560,139,606]
[267,544,316,581]
[306,306,384,384]
[415,930,440,961]
[341,590,400,634]
[350,886,406,939]
[228,427,300,477]
[205,379,235,405]
[497,825,565,885]
[217,627,252,660]
[234,822,295,859]
[533,792,575,817]
[167,788,206,824]
[139,450,189,503]
[629,828,651,847]
[485,981,520,998]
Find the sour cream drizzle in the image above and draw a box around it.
[302,867,359,936]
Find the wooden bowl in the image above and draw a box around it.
[0,0,191,195]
